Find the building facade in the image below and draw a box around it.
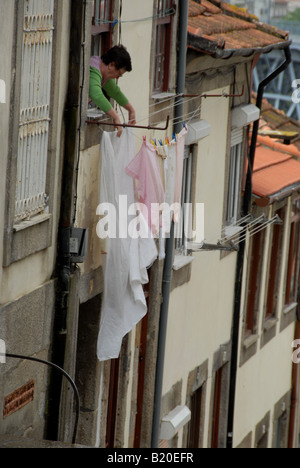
[0,0,299,449]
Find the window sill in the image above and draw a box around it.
[4,213,52,266]
[243,333,258,350]
[13,213,52,233]
[283,302,298,315]
[224,224,243,238]
[152,92,176,101]
[86,108,106,120]
[263,316,277,332]
[173,254,194,271]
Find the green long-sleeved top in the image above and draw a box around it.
[89,66,129,113]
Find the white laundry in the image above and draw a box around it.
[97,129,158,361]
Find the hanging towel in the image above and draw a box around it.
[97,129,158,361]
[125,139,165,238]
[163,126,188,233]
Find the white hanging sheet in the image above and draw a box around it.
[97,129,158,361]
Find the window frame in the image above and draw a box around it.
[183,360,208,449]
[285,198,300,307]
[3,0,58,266]
[14,0,55,225]
[187,386,203,448]
[153,0,174,94]
[265,207,286,321]
[226,127,245,229]
[209,343,231,448]
[91,0,114,58]
[175,145,195,253]
[244,229,265,336]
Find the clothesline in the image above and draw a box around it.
[86,105,202,136]
[87,86,237,131]
[199,213,280,251]
[234,215,281,246]
[218,214,267,244]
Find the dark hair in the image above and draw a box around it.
[101,45,132,72]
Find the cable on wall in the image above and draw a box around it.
[0,352,80,445]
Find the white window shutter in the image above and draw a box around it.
[15,0,54,222]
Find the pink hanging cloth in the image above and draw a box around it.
[125,138,165,237]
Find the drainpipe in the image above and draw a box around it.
[46,0,84,442]
[151,0,189,448]
[226,45,291,449]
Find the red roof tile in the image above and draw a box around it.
[188,0,290,57]
[252,146,300,203]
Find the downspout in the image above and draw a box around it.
[226,45,291,449]
[46,0,85,442]
[151,0,189,448]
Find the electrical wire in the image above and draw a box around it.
[0,352,80,445]
[94,7,176,26]
[198,213,277,251]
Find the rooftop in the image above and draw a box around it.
[188,0,291,58]
[251,98,300,205]
[252,147,300,205]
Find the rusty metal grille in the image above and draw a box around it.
[15,0,54,223]
[3,381,35,418]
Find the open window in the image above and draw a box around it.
[225,103,260,237]
[91,0,114,57]
[153,0,174,94]
[225,127,245,236]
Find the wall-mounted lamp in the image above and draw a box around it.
[160,405,191,441]
[231,103,260,128]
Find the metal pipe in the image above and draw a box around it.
[86,115,170,131]
[151,0,189,449]
[226,45,291,449]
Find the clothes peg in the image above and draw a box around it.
[111,19,118,31]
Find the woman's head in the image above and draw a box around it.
[101,45,132,72]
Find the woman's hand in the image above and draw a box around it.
[125,102,136,125]
[107,108,123,137]
[113,116,123,138]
